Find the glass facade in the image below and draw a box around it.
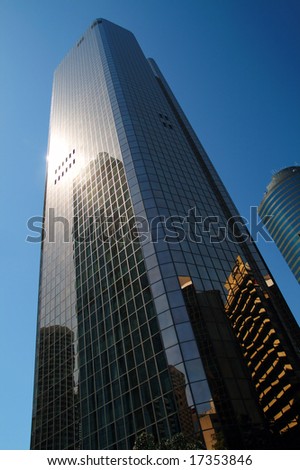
[259,166,300,283]
[31,19,300,450]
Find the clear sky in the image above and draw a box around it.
[0,0,299,450]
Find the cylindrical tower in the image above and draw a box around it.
[259,166,300,283]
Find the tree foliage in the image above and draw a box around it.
[133,432,203,450]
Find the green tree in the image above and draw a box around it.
[133,432,158,450]
[133,432,203,450]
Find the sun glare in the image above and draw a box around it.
[47,134,69,168]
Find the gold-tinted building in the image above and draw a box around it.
[225,256,300,446]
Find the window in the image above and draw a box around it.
[159,112,173,130]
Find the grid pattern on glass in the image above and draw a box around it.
[32,21,129,450]
[32,326,81,449]
[72,152,183,449]
[100,21,262,299]
[99,21,300,448]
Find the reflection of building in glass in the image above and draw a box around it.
[258,166,300,283]
[225,256,300,446]
[31,19,300,449]
[31,326,80,449]
[198,401,220,451]
[73,153,179,449]
[181,279,268,449]
[168,365,195,439]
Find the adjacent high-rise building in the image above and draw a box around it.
[31,19,300,450]
[225,257,300,445]
[259,166,300,283]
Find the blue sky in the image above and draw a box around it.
[0,0,299,450]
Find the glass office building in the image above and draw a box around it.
[259,166,300,283]
[31,19,300,450]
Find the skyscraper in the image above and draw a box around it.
[258,166,300,283]
[31,19,300,450]
[225,256,300,445]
